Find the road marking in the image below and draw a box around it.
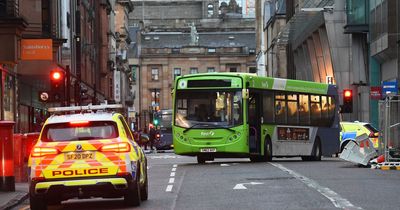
[270,163,362,210]
[166,184,173,192]
[170,172,176,177]
[169,178,175,184]
[233,182,264,190]
[173,164,178,167]
[150,155,181,159]
[171,167,177,172]
[220,164,230,167]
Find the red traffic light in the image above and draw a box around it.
[344,89,352,98]
[50,70,64,81]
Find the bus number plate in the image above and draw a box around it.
[200,148,216,153]
[65,152,95,160]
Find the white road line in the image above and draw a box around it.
[173,164,178,167]
[270,163,362,210]
[169,178,175,184]
[171,167,177,172]
[166,184,173,192]
[170,172,175,177]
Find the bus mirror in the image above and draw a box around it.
[242,89,249,99]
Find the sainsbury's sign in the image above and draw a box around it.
[21,39,52,60]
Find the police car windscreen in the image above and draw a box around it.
[41,121,119,142]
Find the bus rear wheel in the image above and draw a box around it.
[310,138,322,161]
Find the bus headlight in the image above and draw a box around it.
[228,132,241,142]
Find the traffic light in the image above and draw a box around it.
[50,69,65,102]
[341,89,353,113]
[153,118,159,126]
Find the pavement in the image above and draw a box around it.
[0,183,29,210]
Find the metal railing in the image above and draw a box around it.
[380,95,400,162]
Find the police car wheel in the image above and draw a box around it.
[140,162,148,201]
[30,194,47,210]
[124,169,141,207]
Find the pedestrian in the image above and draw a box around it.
[149,127,156,151]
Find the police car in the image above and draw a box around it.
[340,121,380,152]
[28,104,148,209]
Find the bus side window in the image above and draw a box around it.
[263,91,274,123]
[321,96,329,126]
[287,94,298,125]
[328,96,336,121]
[275,93,287,124]
[299,94,310,125]
[310,95,321,125]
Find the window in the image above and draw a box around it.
[174,68,181,79]
[207,4,214,17]
[207,67,215,73]
[208,48,216,53]
[229,67,237,72]
[249,67,257,73]
[172,48,180,54]
[119,116,134,141]
[287,94,298,124]
[151,68,159,80]
[310,95,321,125]
[190,68,198,74]
[263,91,274,123]
[299,94,310,125]
[151,89,160,108]
[275,93,286,124]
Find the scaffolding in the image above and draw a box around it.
[379,95,400,167]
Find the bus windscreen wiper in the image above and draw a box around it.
[214,125,235,133]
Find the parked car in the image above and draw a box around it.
[340,121,379,152]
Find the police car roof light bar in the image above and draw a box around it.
[48,104,123,113]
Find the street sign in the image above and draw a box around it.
[370,86,382,100]
[382,81,398,97]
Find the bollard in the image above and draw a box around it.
[0,121,15,191]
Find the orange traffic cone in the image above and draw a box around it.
[377,155,385,163]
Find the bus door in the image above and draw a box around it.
[248,92,262,154]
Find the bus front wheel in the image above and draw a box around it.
[264,138,272,162]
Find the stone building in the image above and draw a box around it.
[129,0,256,130]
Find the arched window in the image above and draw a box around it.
[208,4,214,17]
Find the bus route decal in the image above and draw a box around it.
[277,127,309,141]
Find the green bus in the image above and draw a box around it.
[172,73,340,163]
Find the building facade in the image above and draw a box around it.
[0,0,134,132]
[129,0,256,130]
[256,0,370,122]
